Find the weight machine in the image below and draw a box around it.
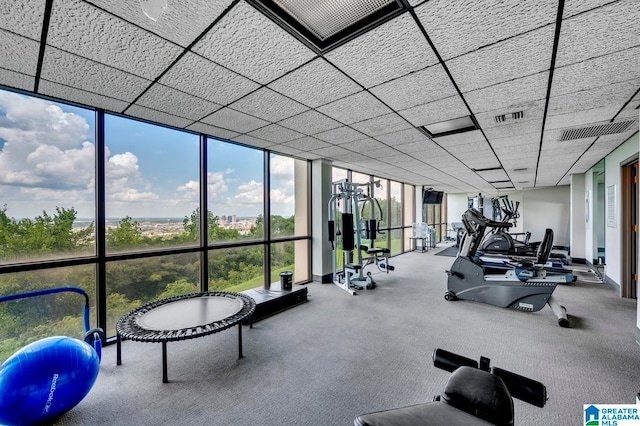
[328,179,393,295]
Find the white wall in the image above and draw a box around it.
[513,186,571,246]
[447,193,470,227]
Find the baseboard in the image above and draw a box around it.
[603,275,620,293]
[313,273,333,283]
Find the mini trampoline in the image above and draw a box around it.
[116,291,255,383]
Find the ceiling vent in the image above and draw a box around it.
[494,111,524,124]
[560,120,634,141]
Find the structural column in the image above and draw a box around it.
[311,159,333,283]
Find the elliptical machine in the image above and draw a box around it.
[445,208,570,327]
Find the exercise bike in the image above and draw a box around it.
[355,348,547,426]
[445,208,570,327]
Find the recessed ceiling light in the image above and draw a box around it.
[248,0,406,53]
[513,167,528,172]
[420,115,479,138]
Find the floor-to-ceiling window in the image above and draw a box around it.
[0,91,98,360]
[0,88,312,361]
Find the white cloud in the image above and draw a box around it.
[234,180,263,204]
[270,155,294,178]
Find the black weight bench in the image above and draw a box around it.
[355,349,546,426]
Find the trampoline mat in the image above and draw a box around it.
[116,291,255,342]
[135,296,244,331]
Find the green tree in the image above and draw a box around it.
[0,205,93,258]
[106,216,146,249]
[182,208,241,242]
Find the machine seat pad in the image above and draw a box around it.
[442,367,514,426]
[366,248,390,255]
[344,263,362,271]
[354,400,494,426]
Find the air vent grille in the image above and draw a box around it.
[494,111,524,123]
[560,121,634,141]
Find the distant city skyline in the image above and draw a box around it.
[0,89,297,220]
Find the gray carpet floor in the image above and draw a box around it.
[56,245,640,426]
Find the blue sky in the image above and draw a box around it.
[0,88,296,219]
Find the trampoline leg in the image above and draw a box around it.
[116,333,122,365]
[162,341,168,383]
[238,323,243,359]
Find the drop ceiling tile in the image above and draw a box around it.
[126,105,193,129]
[201,108,269,134]
[0,69,34,91]
[314,126,365,144]
[48,0,183,80]
[280,136,332,151]
[278,110,342,135]
[40,47,150,102]
[185,122,239,141]
[247,124,304,144]
[317,91,392,125]
[398,95,469,127]
[396,140,433,154]
[0,31,39,76]
[230,88,308,122]
[616,99,640,120]
[552,47,640,98]
[89,0,234,47]
[193,1,316,85]
[414,0,557,60]
[0,0,43,40]
[342,137,393,154]
[325,13,439,88]
[350,113,412,137]
[556,0,637,67]
[135,83,221,121]
[446,26,554,92]
[457,155,501,170]
[267,58,361,108]
[39,80,129,112]
[159,52,260,106]
[545,107,620,131]
[490,133,539,150]
[231,134,275,149]
[475,168,509,182]
[310,145,355,159]
[369,63,456,111]
[547,80,638,118]
[271,144,303,157]
[464,72,548,114]
[375,128,430,146]
[476,100,545,135]
[433,130,485,147]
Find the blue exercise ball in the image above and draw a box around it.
[0,336,100,425]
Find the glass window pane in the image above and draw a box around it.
[390,229,402,256]
[0,265,96,363]
[207,139,264,243]
[0,90,96,264]
[373,177,388,230]
[390,181,402,227]
[106,252,200,337]
[269,240,309,286]
[332,167,347,182]
[104,115,199,253]
[350,171,369,186]
[270,154,308,238]
[209,245,265,292]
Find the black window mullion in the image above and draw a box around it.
[200,134,208,291]
[95,109,107,332]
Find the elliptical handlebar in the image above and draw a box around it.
[465,208,513,230]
